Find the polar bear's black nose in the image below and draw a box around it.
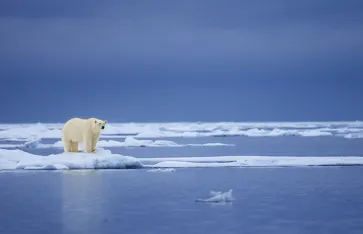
[101,126,105,129]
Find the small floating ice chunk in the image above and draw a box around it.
[147,168,176,172]
[196,189,235,203]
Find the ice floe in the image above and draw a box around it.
[147,168,176,172]
[2,137,234,149]
[196,189,235,203]
[140,155,363,168]
[0,148,142,170]
[1,121,363,140]
[1,148,363,171]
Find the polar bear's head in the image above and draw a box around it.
[92,119,107,133]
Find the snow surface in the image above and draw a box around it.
[196,190,234,203]
[1,148,363,171]
[0,148,142,170]
[1,121,363,141]
[0,123,61,140]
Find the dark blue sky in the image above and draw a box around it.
[1,0,363,123]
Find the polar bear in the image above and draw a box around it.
[61,117,107,153]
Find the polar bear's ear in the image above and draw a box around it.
[95,120,97,123]
[104,120,107,124]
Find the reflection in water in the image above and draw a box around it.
[61,170,105,233]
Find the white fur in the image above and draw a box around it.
[61,117,107,153]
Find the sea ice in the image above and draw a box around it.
[1,121,363,140]
[20,137,234,149]
[147,168,176,172]
[196,189,235,203]
[1,148,363,171]
[140,155,363,168]
[0,148,143,170]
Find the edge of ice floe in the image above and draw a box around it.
[0,148,143,171]
[139,155,363,168]
[2,148,363,171]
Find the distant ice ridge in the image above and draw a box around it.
[7,137,234,149]
[1,121,363,140]
[0,123,62,140]
[0,148,142,170]
[196,190,234,203]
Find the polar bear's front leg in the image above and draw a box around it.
[91,134,100,152]
[70,142,79,152]
[83,136,93,153]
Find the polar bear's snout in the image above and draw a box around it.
[101,126,105,129]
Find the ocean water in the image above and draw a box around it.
[14,136,363,158]
[1,167,363,234]
[1,122,363,234]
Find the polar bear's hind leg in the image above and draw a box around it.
[71,141,79,152]
[63,139,72,152]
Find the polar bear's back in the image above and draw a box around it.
[62,118,91,142]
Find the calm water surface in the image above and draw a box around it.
[1,167,363,234]
[18,136,363,157]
